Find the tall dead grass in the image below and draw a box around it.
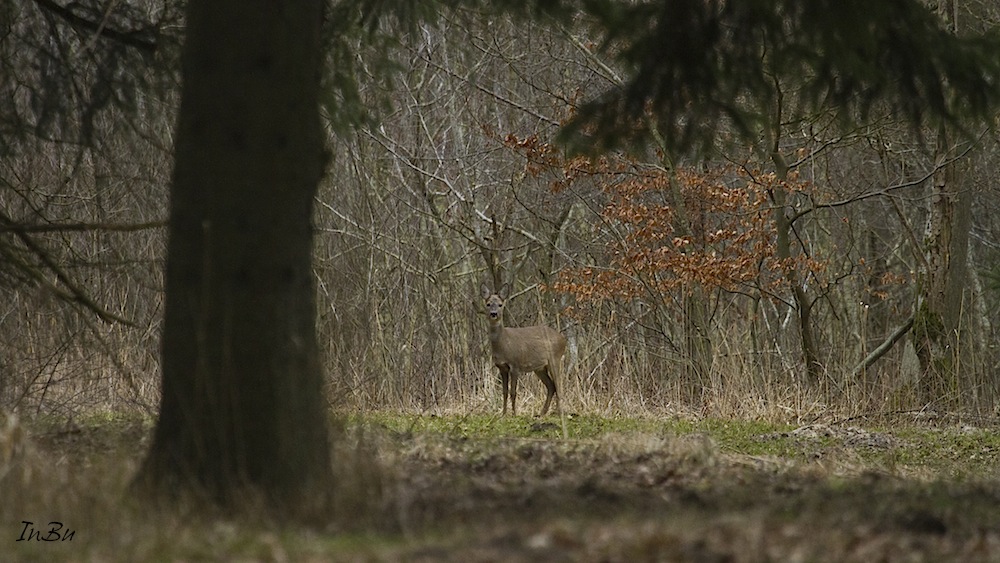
[1,411,393,562]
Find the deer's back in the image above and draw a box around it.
[490,325,566,372]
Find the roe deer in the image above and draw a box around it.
[481,284,567,417]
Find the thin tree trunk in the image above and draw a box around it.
[771,151,822,383]
[914,126,970,405]
[683,286,713,396]
[913,0,974,406]
[135,0,332,515]
[650,127,714,391]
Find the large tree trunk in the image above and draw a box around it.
[135,0,331,514]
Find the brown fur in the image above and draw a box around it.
[481,284,567,416]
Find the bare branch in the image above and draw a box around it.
[31,0,158,54]
[0,211,136,325]
[0,220,166,234]
[850,315,915,380]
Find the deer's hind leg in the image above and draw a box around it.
[509,367,520,416]
[535,367,558,416]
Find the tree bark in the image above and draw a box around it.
[913,1,973,406]
[135,0,332,514]
[914,126,970,405]
[771,151,822,384]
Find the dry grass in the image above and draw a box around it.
[1,411,392,561]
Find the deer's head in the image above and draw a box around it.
[481,284,507,321]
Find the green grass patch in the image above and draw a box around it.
[352,411,1000,480]
[352,411,797,450]
[861,425,1000,480]
[354,411,671,440]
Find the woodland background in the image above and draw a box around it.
[4,1,1000,423]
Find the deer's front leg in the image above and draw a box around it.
[498,364,510,415]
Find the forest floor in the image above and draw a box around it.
[6,410,1000,561]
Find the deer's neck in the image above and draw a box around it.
[487,319,506,344]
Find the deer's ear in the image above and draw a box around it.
[481,284,491,299]
[498,283,509,300]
